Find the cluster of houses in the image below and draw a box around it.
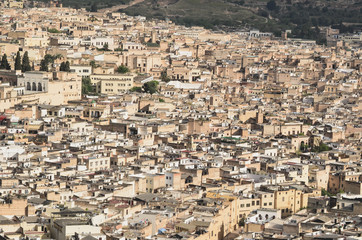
[0,2,361,240]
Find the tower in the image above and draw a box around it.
[257,109,264,124]
[151,31,157,44]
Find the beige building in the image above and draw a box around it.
[0,84,19,111]
[0,198,28,216]
[70,65,92,77]
[85,156,111,172]
[273,188,308,217]
[90,73,136,94]
[145,174,166,193]
[4,0,23,8]
[20,36,49,47]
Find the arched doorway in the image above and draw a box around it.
[32,82,37,91]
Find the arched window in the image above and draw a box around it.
[32,82,37,91]
[38,83,42,91]
[27,82,31,90]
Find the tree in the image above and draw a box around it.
[238,217,245,227]
[60,61,70,72]
[142,81,159,94]
[39,54,61,72]
[321,188,332,197]
[15,51,22,70]
[0,54,11,70]
[312,142,330,153]
[116,65,130,74]
[60,62,66,71]
[90,60,96,69]
[267,0,277,11]
[65,61,70,72]
[73,3,80,9]
[103,43,109,51]
[82,76,93,95]
[90,2,98,12]
[130,87,143,93]
[319,143,330,152]
[161,70,170,82]
[22,51,31,72]
[40,59,48,72]
[48,28,61,33]
[235,0,245,5]
[44,54,55,63]
[300,142,304,150]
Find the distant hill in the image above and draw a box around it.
[121,0,279,32]
[57,0,362,41]
[57,0,131,10]
[119,0,362,42]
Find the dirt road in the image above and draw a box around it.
[98,0,145,13]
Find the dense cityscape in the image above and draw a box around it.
[0,0,361,240]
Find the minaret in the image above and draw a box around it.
[257,109,264,124]
[281,31,288,40]
[151,31,157,44]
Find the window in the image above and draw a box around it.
[241,204,245,208]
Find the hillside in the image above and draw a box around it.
[121,0,281,32]
[55,0,362,41]
[55,0,131,10]
[118,0,362,41]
